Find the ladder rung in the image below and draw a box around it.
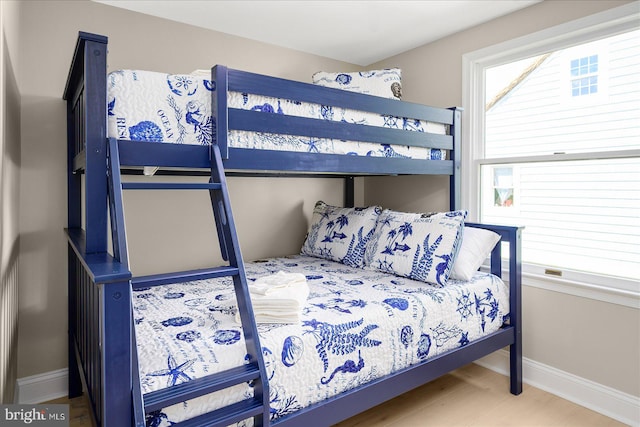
[170,398,264,427]
[144,364,262,413]
[132,266,239,288]
[122,182,222,190]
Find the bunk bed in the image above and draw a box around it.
[63,32,522,427]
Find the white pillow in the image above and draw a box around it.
[450,227,501,281]
[364,209,467,286]
[301,201,382,268]
[190,69,211,78]
[312,68,402,100]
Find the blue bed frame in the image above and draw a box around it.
[63,32,522,427]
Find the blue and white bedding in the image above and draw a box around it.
[107,70,448,160]
[133,255,509,426]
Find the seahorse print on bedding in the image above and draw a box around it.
[321,351,365,384]
[303,318,381,373]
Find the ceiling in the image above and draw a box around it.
[94,0,541,66]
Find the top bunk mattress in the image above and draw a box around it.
[107,70,449,160]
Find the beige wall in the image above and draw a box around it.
[1,0,21,404]
[370,0,639,397]
[16,0,356,378]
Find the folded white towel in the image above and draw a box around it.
[245,311,302,324]
[249,271,307,296]
[236,271,309,324]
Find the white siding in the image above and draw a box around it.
[486,30,640,158]
[481,158,640,278]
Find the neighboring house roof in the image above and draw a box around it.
[485,53,552,111]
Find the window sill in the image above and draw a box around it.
[522,270,639,309]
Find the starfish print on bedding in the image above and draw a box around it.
[147,354,196,388]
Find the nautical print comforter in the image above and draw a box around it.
[133,255,509,426]
[107,69,448,160]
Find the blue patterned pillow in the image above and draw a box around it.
[364,209,467,286]
[312,68,402,100]
[301,201,382,268]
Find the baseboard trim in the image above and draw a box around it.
[475,350,640,426]
[15,357,639,425]
[14,368,68,404]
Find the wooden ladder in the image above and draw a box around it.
[106,138,270,427]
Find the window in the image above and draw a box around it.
[570,55,598,96]
[463,4,640,303]
[491,167,514,207]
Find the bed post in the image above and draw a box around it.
[508,226,523,395]
[449,107,462,211]
[63,31,109,400]
[84,36,109,253]
[212,65,229,159]
[466,223,523,395]
[63,31,109,251]
[490,225,523,395]
[102,280,134,426]
[344,176,355,207]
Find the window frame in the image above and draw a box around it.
[461,3,640,308]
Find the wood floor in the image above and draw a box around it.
[48,363,625,427]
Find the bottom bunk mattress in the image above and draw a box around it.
[133,255,509,426]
